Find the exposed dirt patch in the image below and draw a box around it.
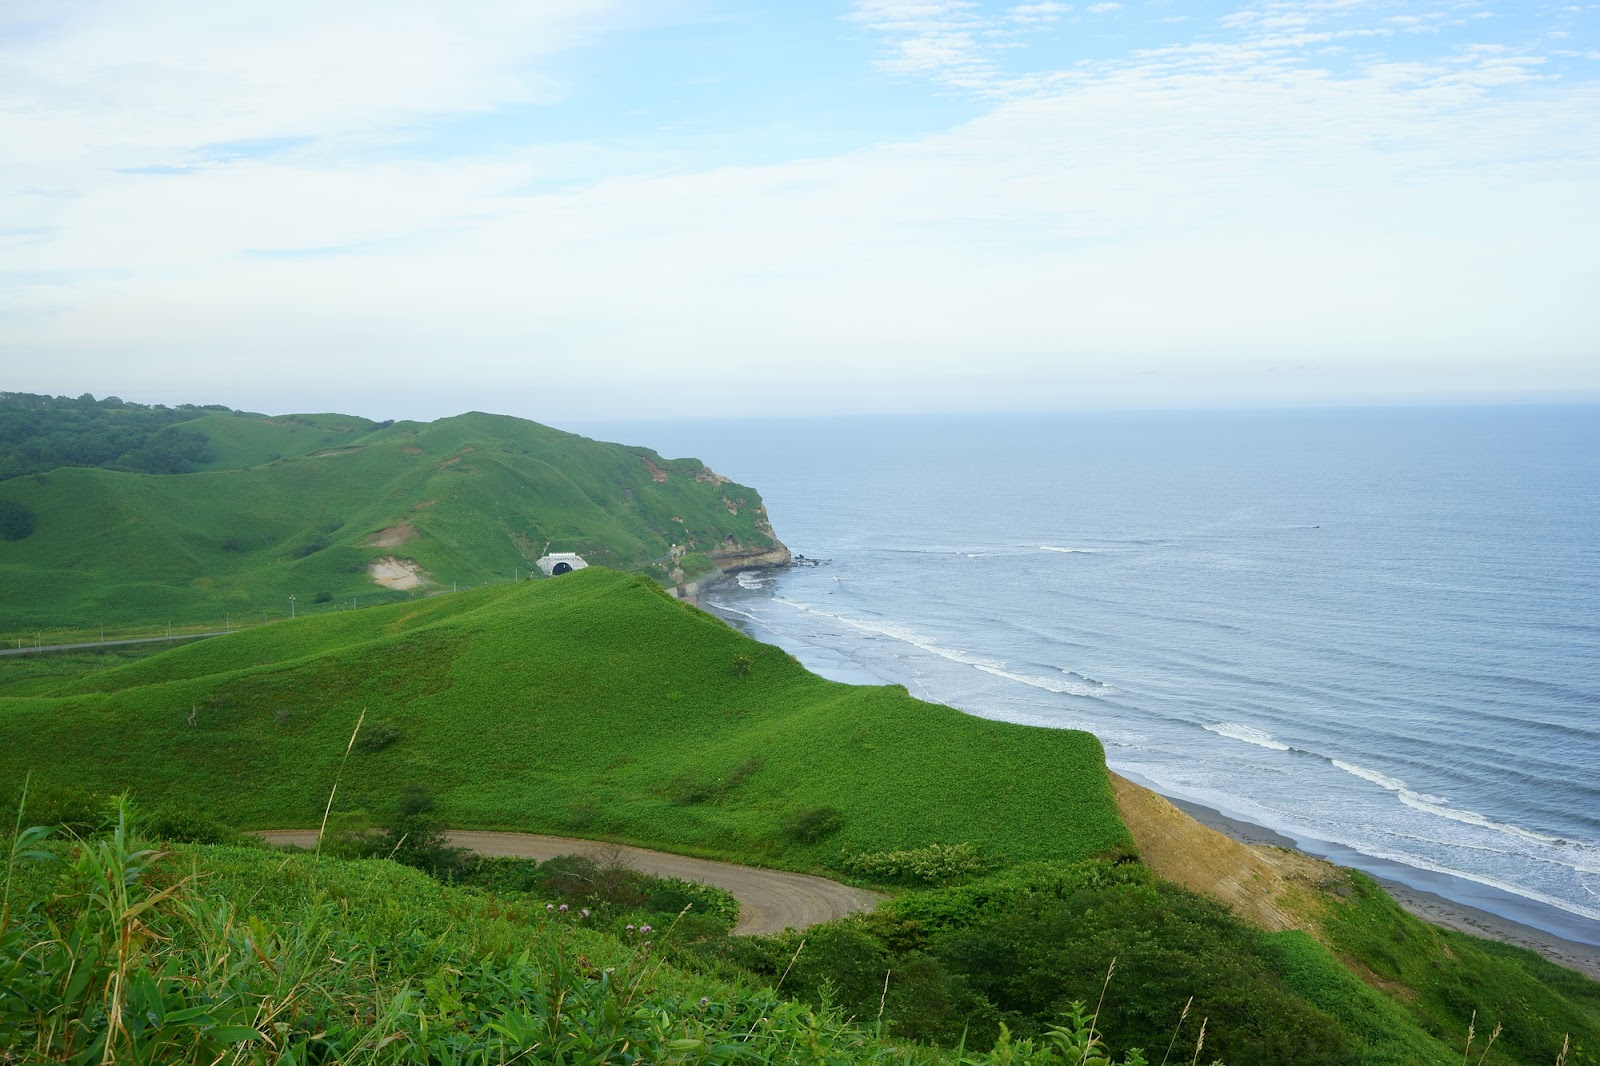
[368,556,430,590]
[411,499,437,510]
[640,457,669,483]
[311,447,365,458]
[364,522,418,548]
[401,446,424,456]
[1111,773,1331,935]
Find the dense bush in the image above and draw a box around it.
[784,805,846,842]
[844,841,992,884]
[700,862,1356,1065]
[354,720,403,752]
[0,498,36,541]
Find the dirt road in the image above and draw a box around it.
[256,830,881,936]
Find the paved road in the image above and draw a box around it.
[0,631,231,656]
[257,829,881,936]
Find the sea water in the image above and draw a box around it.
[574,407,1600,944]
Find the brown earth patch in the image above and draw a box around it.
[368,556,430,590]
[1111,772,1333,935]
[364,522,418,548]
[401,446,424,455]
[642,457,670,483]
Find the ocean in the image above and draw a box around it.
[574,406,1600,945]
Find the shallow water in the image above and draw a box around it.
[575,406,1600,945]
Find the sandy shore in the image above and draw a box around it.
[1164,794,1600,982]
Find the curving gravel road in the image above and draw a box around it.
[256,829,881,936]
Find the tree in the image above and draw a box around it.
[0,499,36,541]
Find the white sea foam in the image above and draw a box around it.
[974,663,1109,698]
[1330,759,1407,793]
[1331,760,1566,846]
[1041,545,1100,554]
[1343,841,1600,923]
[1204,722,1292,751]
[735,571,768,590]
[771,597,1111,698]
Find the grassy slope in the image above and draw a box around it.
[0,567,1129,872]
[177,410,391,470]
[0,410,780,632]
[1,831,930,1065]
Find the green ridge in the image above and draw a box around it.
[0,567,1129,870]
[0,406,783,634]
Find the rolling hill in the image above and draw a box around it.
[0,566,1129,869]
[0,400,786,635]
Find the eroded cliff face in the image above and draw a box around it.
[1109,773,1341,937]
[710,542,792,571]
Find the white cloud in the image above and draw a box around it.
[1,1,1596,418]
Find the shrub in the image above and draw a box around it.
[313,590,333,604]
[141,803,242,845]
[289,537,329,558]
[783,805,845,843]
[843,841,992,884]
[354,721,402,753]
[0,498,35,541]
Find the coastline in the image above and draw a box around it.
[1161,789,1600,982]
[698,589,1600,983]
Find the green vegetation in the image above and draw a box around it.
[0,392,219,478]
[0,403,782,636]
[0,568,1129,871]
[1312,873,1600,1066]
[4,394,1598,1063]
[0,498,35,541]
[2,811,940,1065]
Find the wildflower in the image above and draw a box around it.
[546,904,554,911]
[626,923,635,932]
[699,997,710,1006]
[581,908,590,918]
[640,923,653,934]
[559,903,569,912]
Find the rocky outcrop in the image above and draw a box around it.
[710,542,792,573]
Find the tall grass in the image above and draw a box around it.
[0,810,1180,1065]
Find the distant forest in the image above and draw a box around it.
[0,392,235,479]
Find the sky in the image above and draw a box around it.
[2,0,1597,422]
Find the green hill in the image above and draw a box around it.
[0,567,1128,869]
[0,404,786,636]
[3,568,1597,1063]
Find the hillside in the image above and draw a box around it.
[0,567,1129,868]
[0,402,786,635]
[3,568,1598,1063]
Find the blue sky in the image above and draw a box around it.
[1,0,1596,421]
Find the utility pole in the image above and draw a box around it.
[289,594,296,619]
